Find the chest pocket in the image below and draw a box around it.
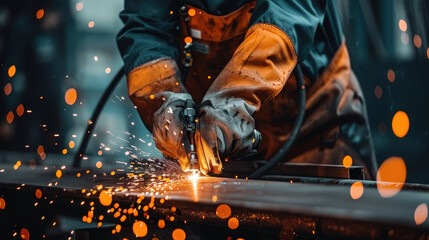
[179,1,256,103]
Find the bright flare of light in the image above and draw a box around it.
[189,171,199,202]
[96,161,102,168]
[415,203,428,225]
[376,156,407,198]
[392,111,409,138]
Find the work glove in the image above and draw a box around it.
[126,58,192,170]
[195,97,257,175]
[195,23,298,174]
[152,92,194,170]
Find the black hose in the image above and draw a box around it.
[248,65,306,179]
[73,67,125,168]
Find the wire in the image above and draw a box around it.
[248,65,306,179]
[73,67,124,168]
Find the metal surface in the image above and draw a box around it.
[0,163,429,239]
[222,161,365,180]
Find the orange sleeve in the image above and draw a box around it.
[203,23,298,111]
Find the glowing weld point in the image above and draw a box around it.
[189,171,199,183]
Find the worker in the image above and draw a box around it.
[117,0,377,179]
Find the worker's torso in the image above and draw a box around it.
[174,0,376,178]
[176,0,342,103]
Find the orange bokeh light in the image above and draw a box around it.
[16,104,24,117]
[56,169,62,178]
[6,111,14,124]
[374,86,383,99]
[62,149,68,155]
[96,161,102,168]
[401,32,409,45]
[172,228,186,240]
[69,140,75,149]
[4,83,12,95]
[76,2,83,11]
[158,219,165,229]
[37,145,45,155]
[413,35,422,48]
[399,19,407,32]
[115,224,122,233]
[392,111,409,138]
[188,8,196,17]
[414,203,428,225]
[212,195,217,202]
[376,156,407,198]
[228,217,239,229]
[184,36,192,44]
[350,181,364,200]
[132,221,148,237]
[343,155,353,168]
[387,69,395,83]
[216,204,231,219]
[36,9,44,19]
[0,197,5,209]
[35,189,42,199]
[88,21,95,28]
[65,88,77,105]
[8,65,16,77]
[99,190,112,206]
[20,228,30,240]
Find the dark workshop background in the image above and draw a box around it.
[0,1,428,183]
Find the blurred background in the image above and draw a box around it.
[0,0,428,182]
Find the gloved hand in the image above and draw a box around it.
[152,92,194,171]
[195,96,257,175]
[193,24,298,174]
[126,58,194,171]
